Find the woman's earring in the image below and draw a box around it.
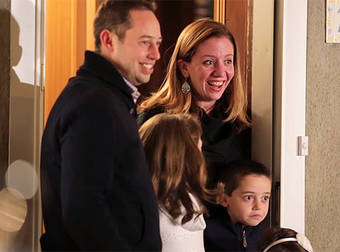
[181,79,191,94]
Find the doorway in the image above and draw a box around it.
[43,0,276,228]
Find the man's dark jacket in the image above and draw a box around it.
[40,51,162,251]
[204,206,262,251]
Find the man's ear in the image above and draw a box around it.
[100,29,115,52]
[177,59,189,78]
[218,193,229,208]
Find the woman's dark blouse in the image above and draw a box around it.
[137,106,250,185]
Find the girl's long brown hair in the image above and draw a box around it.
[139,113,215,224]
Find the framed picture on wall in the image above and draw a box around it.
[326,0,340,43]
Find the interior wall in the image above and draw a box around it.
[306,1,340,251]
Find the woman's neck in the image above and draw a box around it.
[195,100,216,115]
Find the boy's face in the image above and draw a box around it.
[222,174,271,226]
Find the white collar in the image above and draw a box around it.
[123,77,140,103]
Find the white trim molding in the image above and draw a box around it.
[274,0,308,233]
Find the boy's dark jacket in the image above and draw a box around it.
[204,205,262,251]
[40,51,161,251]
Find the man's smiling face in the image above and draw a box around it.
[111,9,162,86]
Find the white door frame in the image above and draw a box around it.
[274,0,308,233]
[252,0,308,233]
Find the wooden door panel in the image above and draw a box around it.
[45,0,74,124]
[44,0,98,124]
[225,0,253,109]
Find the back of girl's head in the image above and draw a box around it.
[139,113,207,223]
[258,226,313,252]
[139,114,203,191]
[219,160,271,196]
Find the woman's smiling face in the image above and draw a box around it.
[178,36,235,112]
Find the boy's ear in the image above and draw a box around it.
[177,59,189,78]
[218,193,229,208]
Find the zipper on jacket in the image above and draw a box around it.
[242,226,247,248]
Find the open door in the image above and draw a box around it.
[44,0,99,124]
[225,0,275,226]
[223,0,307,233]
[44,0,278,230]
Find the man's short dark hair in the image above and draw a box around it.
[94,0,157,52]
[219,160,271,196]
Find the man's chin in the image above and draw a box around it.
[136,76,151,85]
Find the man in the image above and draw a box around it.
[40,0,162,250]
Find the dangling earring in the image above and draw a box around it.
[181,79,191,94]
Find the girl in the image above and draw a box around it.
[139,113,214,252]
[258,227,313,252]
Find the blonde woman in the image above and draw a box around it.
[138,18,250,186]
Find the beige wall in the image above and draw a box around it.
[306,1,340,251]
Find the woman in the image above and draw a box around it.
[138,18,251,186]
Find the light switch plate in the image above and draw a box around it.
[298,136,309,156]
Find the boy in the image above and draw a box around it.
[204,160,271,251]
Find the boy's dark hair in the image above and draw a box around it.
[219,160,271,196]
[94,0,157,51]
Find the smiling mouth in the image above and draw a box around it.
[208,81,224,87]
[142,63,153,69]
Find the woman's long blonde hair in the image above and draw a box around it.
[139,113,214,223]
[139,18,250,128]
